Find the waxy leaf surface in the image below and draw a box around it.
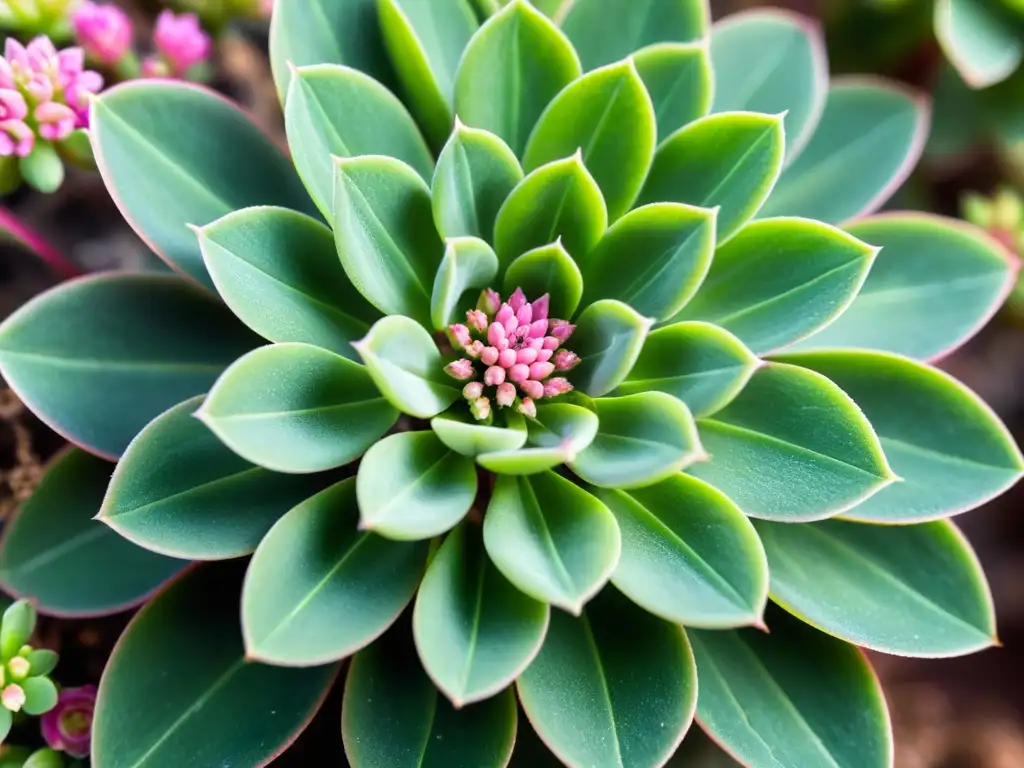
[432,410,528,457]
[634,43,713,142]
[503,240,584,319]
[430,236,500,330]
[571,300,652,398]
[935,0,1022,89]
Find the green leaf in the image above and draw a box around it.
[689,607,891,768]
[0,708,10,744]
[639,112,785,243]
[494,153,608,267]
[357,431,477,540]
[197,206,380,360]
[269,0,395,100]
[378,0,479,147]
[634,42,713,143]
[242,479,427,665]
[571,299,653,397]
[432,410,528,456]
[759,79,929,223]
[523,60,656,222]
[561,0,709,71]
[20,142,63,194]
[670,217,878,354]
[22,748,61,768]
[598,474,767,627]
[102,396,333,560]
[93,563,339,766]
[526,402,600,456]
[755,518,997,657]
[570,392,703,488]
[0,274,259,459]
[432,122,523,243]
[775,350,1024,523]
[788,213,1019,360]
[0,601,34,659]
[617,321,759,418]
[935,0,1022,89]
[333,155,443,326]
[285,64,434,219]
[26,649,58,676]
[476,445,576,474]
[580,202,716,321]
[91,81,315,290]
[414,523,548,706]
[343,624,517,768]
[483,472,620,612]
[355,316,462,418]
[690,363,896,521]
[710,8,829,164]
[454,0,581,157]
[517,586,697,768]
[198,343,398,474]
[21,677,57,716]
[430,236,500,331]
[502,240,584,319]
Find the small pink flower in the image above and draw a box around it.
[463,382,483,400]
[496,382,516,407]
[141,54,170,78]
[543,377,573,397]
[478,288,501,316]
[550,320,575,342]
[73,2,134,65]
[153,10,211,75]
[444,358,474,380]
[0,119,34,157]
[518,397,537,418]
[467,340,485,358]
[466,309,488,332]
[554,349,580,371]
[484,366,505,386]
[2,684,25,712]
[449,323,471,348]
[41,685,96,759]
[0,89,27,121]
[35,101,76,141]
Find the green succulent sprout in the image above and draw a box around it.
[0,600,59,744]
[0,1,1019,766]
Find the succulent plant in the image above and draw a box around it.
[935,0,1024,88]
[0,1,1020,766]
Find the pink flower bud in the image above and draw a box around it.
[2,684,25,712]
[467,309,488,332]
[532,293,550,321]
[42,685,96,759]
[530,362,555,380]
[542,335,560,351]
[449,323,471,347]
[0,89,27,121]
[496,382,516,407]
[481,346,499,365]
[0,119,33,157]
[521,380,544,399]
[516,347,538,365]
[35,100,76,140]
[73,1,133,65]
[467,340,485,358]
[536,349,553,363]
[498,348,517,368]
[153,10,211,75]
[543,377,573,397]
[495,304,515,327]
[554,349,580,371]
[484,366,506,386]
[518,397,537,418]
[7,657,28,679]
[551,320,575,342]
[487,321,505,347]
[508,363,530,383]
[470,396,491,421]
[508,287,527,311]
[478,288,501,315]
[463,381,484,400]
[444,358,475,380]
[516,303,533,325]
[528,319,549,339]
[528,336,545,351]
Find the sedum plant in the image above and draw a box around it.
[0,0,1020,766]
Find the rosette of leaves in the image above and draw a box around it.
[0,2,1019,767]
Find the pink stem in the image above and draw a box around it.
[0,206,81,280]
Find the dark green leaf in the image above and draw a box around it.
[0,274,259,459]
[634,42,713,142]
[0,449,184,617]
[483,472,619,613]
[198,343,398,474]
[571,299,652,397]
[517,586,697,768]
[430,236,500,331]
[91,81,316,289]
[93,563,339,766]
[242,479,428,665]
[432,410,528,456]
[502,240,584,319]
[935,0,1022,89]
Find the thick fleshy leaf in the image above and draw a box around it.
[0,274,259,459]
[355,316,462,418]
[617,321,759,418]
[414,523,548,706]
[561,0,709,71]
[598,475,767,627]
[432,410,528,456]
[0,449,184,617]
[776,350,1024,523]
[432,122,523,242]
[581,203,715,321]
[754,518,997,657]
[710,9,828,164]
[285,64,434,218]
[634,43,713,144]
[639,112,785,243]
[690,363,896,521]
[671,217,877,353]
[571,299,652,398]
[197,206,379,360]
[333,155,443,326]
[570,392,703,489]
[269,0,395,99]
[93,563,339,766]
[476,445,575,475]
[198,343,398,474]
[453,0,580,156]
[502,240,584,319]
[484,471,620,613]
[343,624,517,767]
[21,677,57,716]
[517,586,697,768]
[689,607,892,768]
[242,479,428,666]
[493,153,607,267]
[430,236,500,330]
[378,0,479,146]
[935,0,1022,89]
[759,79,929,223]
[102,397,332,560]
[523,60,656,222]
[526,402,600,457]
[91,81,316,289]
[788,213,1019,360]
[357,431,477,540]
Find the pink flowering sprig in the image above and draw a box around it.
[41,684,95,758]
[71,1,139,78]
[445,287,580,421]
[0,601,60,744]
[141,9,211,81]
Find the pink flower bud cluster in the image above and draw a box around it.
[144,10,210,78]
[72,1,132,65]
[445,287,581,420]
[0,36,102,157]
